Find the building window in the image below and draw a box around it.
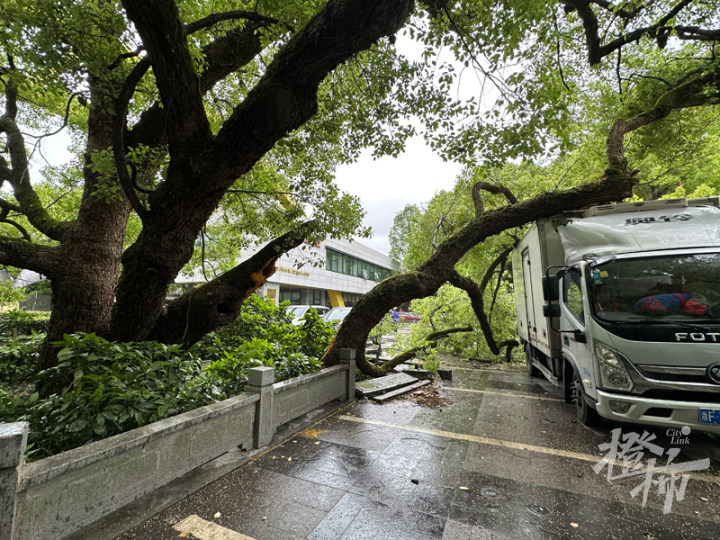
[326,248,393,282]
[328,251,340,272]
[342,292,362,306]
[311,289,328,306]
[280,289,302,305]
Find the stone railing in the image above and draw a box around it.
[0,349,355,540]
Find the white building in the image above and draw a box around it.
[180,238,402,308]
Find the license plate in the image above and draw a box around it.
[699,409,720,425]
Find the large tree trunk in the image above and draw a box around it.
[39,83,132,386]
[108,0,414,341]
[323,172,637,374]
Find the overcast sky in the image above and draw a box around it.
[335,137,462,257]
[332,31,480,259]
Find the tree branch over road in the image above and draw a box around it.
[3,0,719,385]
[324,171,636,375]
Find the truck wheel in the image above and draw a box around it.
[571,367,601,427]
[525,345,540,378]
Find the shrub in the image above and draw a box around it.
[192,295,332,377]
[1,296,333,458]
[297,308,336,359]
[0,310,49,336]
[0,333,44,385]
[18,334,220,458]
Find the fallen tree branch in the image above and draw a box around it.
[149,220,316,347]
[488,253,512,323]
[447,270,499,354]
[472,181,517,216]
[385,326,474,368]
[498,339,519,363]
[324,171,636,376]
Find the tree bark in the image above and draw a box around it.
[150,221,316,347]
[110,0,414,341]
[39,79,133,376]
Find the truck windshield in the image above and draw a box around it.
[588,253,720,323]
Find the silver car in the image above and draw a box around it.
[286,305,330,325]
[322,307,352,329]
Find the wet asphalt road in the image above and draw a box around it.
[116,359,720,539]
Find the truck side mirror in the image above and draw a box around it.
[542,276,560,302]
[543,303,560,318]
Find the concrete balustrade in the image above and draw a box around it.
[0,349,356,540]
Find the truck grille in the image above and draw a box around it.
[641,389,720,404]
[637,365,711,385]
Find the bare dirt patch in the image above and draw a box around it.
[397,380,453,409]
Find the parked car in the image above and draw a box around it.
[397,310,421,323]
[286,305,330,325]
[322,306,352,329]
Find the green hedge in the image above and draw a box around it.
[0,310,49,336]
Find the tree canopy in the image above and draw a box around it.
[323,0,720,372]
[1,0,720,381]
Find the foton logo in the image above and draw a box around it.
[675,332,720,342]
[708,364,720,385]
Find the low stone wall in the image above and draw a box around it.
[0,349,355,540]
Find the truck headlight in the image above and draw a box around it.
[594,340,633,391]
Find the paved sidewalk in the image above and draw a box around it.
[116,360,720,539]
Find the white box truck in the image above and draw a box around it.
[512,197,720,432]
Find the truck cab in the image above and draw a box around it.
[513,197,720,432]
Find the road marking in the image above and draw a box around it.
[340,414,599,461]
[173,515,256,540]
[337,415,720,485]
[445,387,564,402]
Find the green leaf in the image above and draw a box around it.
[67,418,88,433]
